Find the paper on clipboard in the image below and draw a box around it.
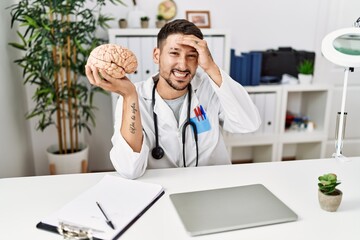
[37,175,164,240]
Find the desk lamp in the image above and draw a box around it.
[321,18,360,158]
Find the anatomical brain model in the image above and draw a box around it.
[86,43,138,78]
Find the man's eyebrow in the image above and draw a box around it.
[168,47,198,53]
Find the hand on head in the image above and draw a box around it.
[175,35,216,72]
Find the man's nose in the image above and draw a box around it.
[177,56,187,69]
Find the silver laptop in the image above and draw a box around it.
[169,184,298,236]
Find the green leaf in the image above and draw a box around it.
[8,42,26,51]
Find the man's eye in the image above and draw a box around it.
[188,55,198,59]
[170,52,179,56]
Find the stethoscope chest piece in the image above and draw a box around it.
[152,146,164,159]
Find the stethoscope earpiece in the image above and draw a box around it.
[152,146,164,159]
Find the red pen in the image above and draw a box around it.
[194,107,201,121]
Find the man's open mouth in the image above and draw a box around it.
[172,69,190,78]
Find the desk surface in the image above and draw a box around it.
[1,157,359,239]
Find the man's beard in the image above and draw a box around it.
[160,69,194,91]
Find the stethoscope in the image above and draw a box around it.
[151,80,199,167]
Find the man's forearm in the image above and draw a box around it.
[121,94,143,152]
[204,63,222,87]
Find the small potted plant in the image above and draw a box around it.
[297,59,314,84]
[156,14,166,28]
[140,16,150,28]
[118,18,128,28]
[318,173,342,212]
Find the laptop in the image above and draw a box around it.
[169,184,298,236]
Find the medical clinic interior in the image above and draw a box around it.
[1,0,360,239]
[2,0,359,177]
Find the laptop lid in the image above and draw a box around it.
[169,184,298,236]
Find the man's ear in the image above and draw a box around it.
[153,48,160,64]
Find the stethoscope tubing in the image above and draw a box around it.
[151,80,198,167]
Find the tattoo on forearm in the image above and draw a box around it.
[129,102,137,134]
[130,122,136,134]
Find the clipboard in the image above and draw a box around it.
[36,175,165,240]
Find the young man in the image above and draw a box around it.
[86,19,261,179]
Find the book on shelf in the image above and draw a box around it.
[229,49,262,86]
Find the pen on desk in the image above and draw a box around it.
[96,201,115,230]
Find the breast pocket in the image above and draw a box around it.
[190,105,212,134]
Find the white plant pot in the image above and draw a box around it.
[298,74,313,84]
[47,143,89,175]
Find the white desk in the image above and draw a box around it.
[1,157,359,239]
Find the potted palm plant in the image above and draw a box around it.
[8,0,124,174]
[318,173,342,212]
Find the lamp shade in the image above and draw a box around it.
[321,27,360,67]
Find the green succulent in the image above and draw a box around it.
[141,16,149,21]
[297,60,314,75]
[157,14,165,21]
[318,173,341,195]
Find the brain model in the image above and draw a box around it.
[87,43,138,78]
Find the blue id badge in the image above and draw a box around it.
[190,105,211,134]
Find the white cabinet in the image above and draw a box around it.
[224,84,332,163]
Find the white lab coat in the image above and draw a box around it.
[110,69,261,179]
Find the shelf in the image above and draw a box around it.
[281,141,323,161]
[281,87,331,134]
[231,144,275,163]
[223,132,278,146]
[282,84,331,92]
[280,130,327,143]
[244,85,281,93]
[228,84,332,162]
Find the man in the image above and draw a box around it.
[85,19,261,179]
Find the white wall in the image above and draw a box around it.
[98,0,323,51]
[1,0,359,177]
[0,0,34,177]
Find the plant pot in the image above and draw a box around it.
[47,144,89,175]
[318,189,343,212]
[118,19,128,29]
[156,20,166,28]
[141,20,149,29]
[298,74,313,84]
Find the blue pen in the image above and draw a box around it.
[200,105,206,119]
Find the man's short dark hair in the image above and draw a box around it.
[157,19,204,48]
